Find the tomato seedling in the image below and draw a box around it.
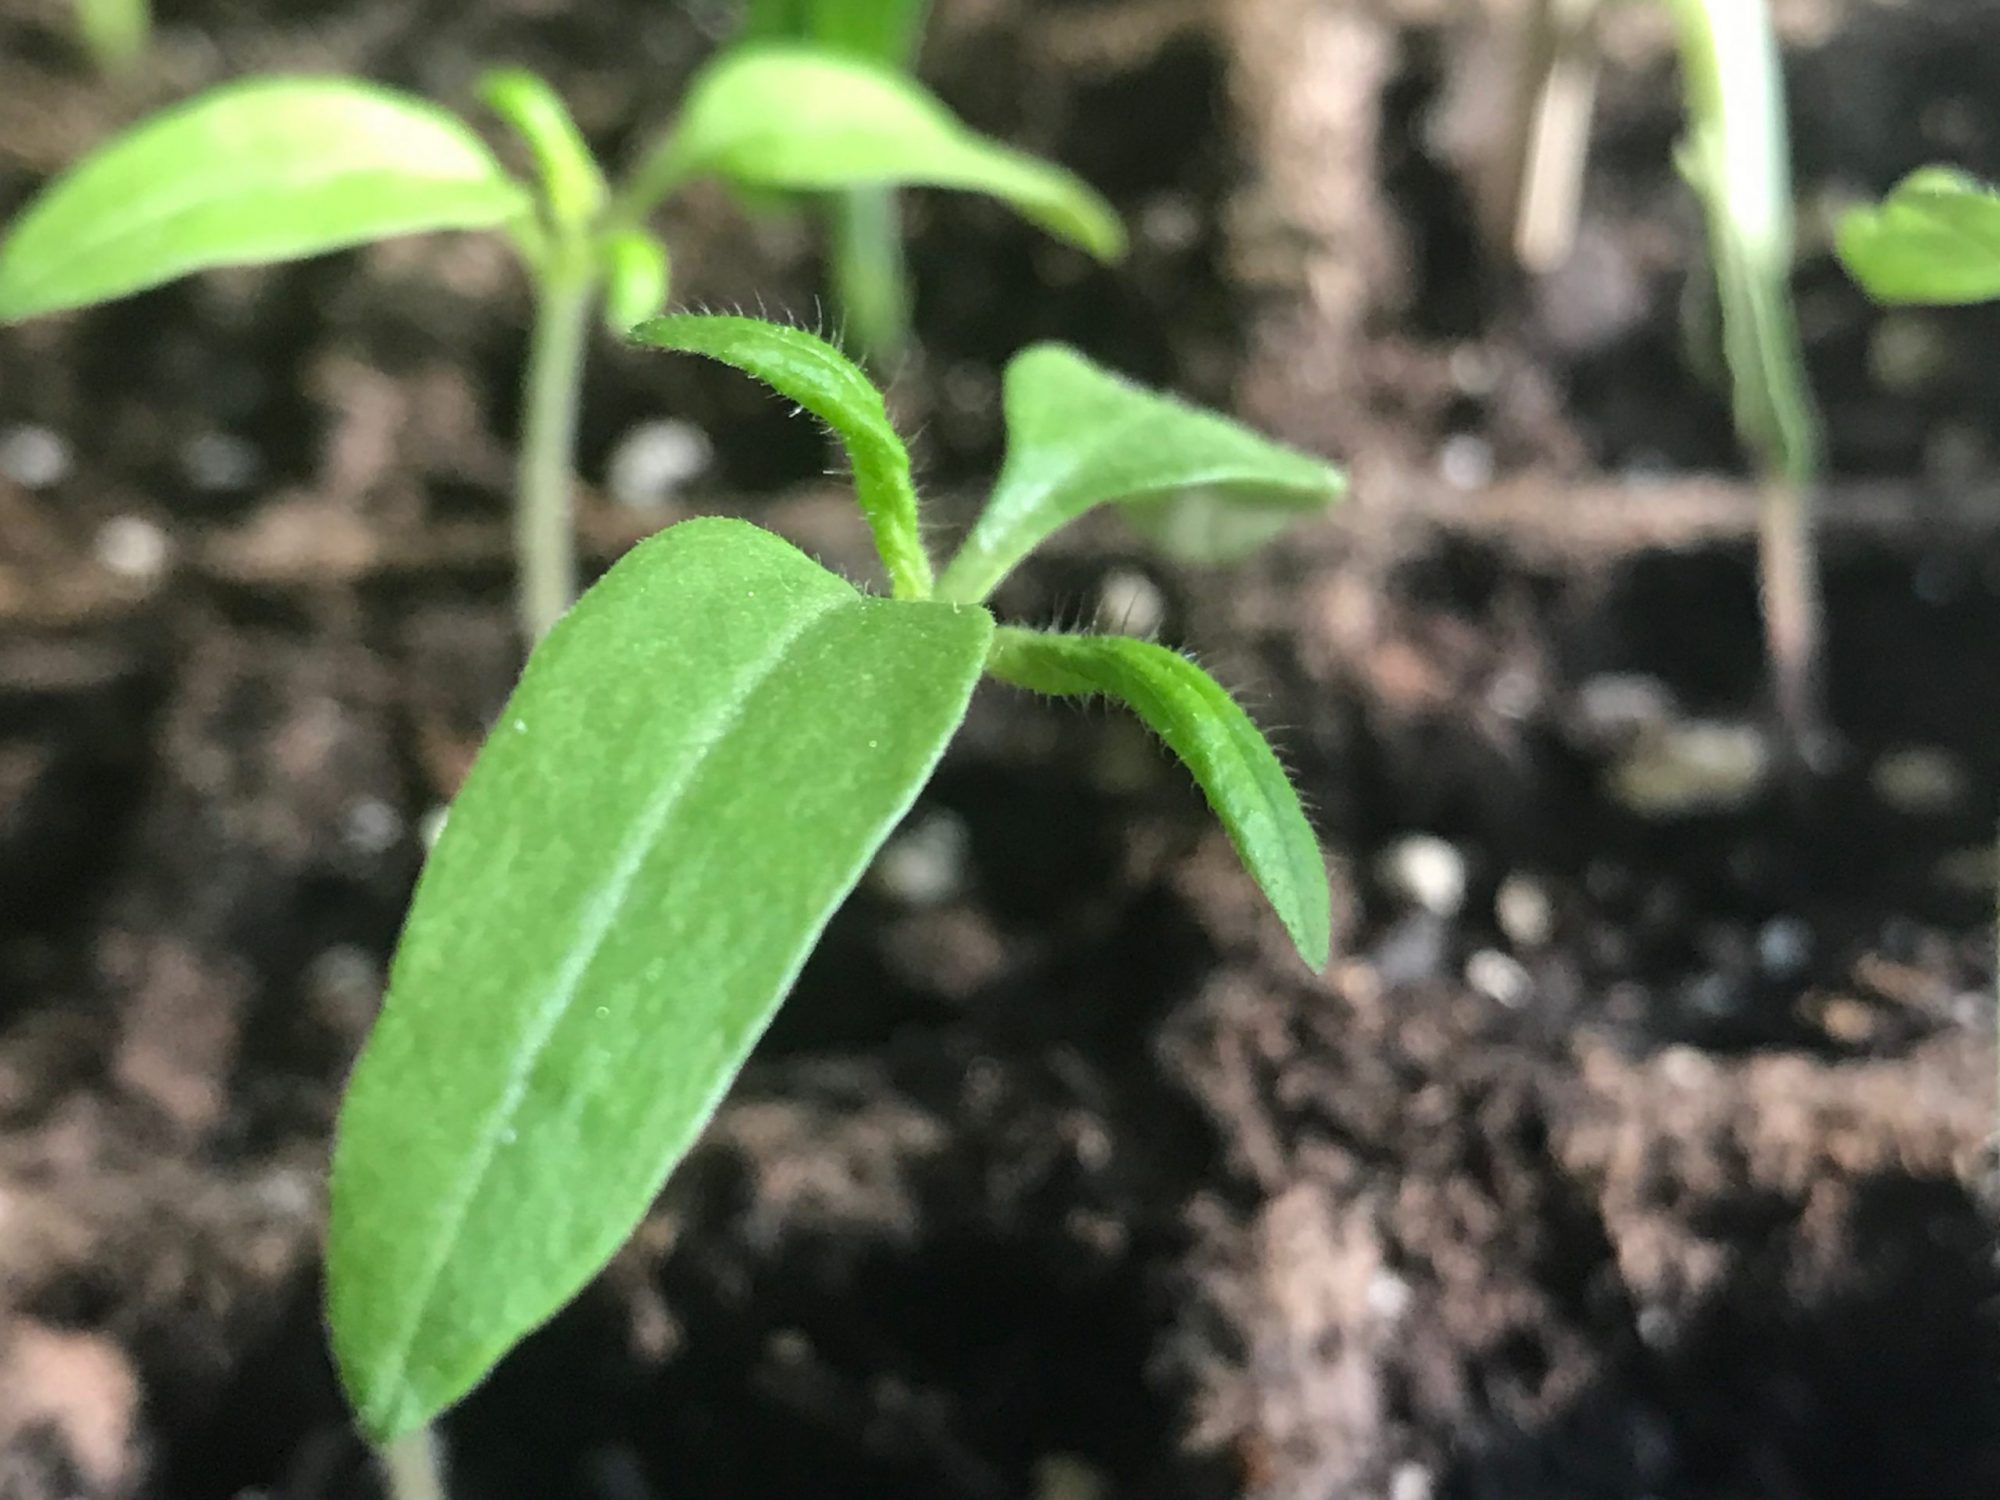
[326,313,1343,1445]
[1501,0,1825,755]
[0,49,1124,640]
[1667,0,1825,756]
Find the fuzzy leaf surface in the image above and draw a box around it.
[1839,167,2000,306]
[987,627,1329,969]
[327,518,991,1440]
[0,77,528,321]
[939,344,1344,602]
[634,44,1122,261]
[632,314,930,596]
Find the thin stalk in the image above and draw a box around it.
[1759,476,1822,764]
[380,1427,448,1500]
[829,187,911,364]
[516,258,596,643]
[74,0,148,72]
[1504,0,1603,272]
[1667,0,1825,757]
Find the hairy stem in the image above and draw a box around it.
[516,263,596,643]
[381,1427,448,1500]
[829,187,911,364]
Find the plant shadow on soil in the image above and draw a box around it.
[0,0,1997,1497]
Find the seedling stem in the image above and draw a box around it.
[517,251,597,641]
[74,0,148,74]
[381,1426,447,1500]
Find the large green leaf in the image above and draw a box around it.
[631,313,931,598]
[987,627,1329,969]
[0,78,530,322]
[938,345,1344,603]
[328,517,992,1441]
[624,44,1123,262]
[1838,167,2000,306]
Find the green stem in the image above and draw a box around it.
[74,0,148,72]
[829,187,911,365]
[516,260,596,644]
[380,1427,448,1500]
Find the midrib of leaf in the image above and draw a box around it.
[360,585,854,1426]
[7,156,499,310]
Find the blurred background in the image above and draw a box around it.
[0,0,1996,1496]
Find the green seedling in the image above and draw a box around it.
[72,0,148,74]
[326,312,1342,1445]
[1502,0,1825,753]
[740,0,931,361]
[1667,0,1825,756]
[0,49,1124,641]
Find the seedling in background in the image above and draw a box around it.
[326,313,1342,1445]
[1667,0,1825,758]
[72,0,149,74]
[741,0,931,362]
[1503,0,1825,755]
[0,49,1124,641]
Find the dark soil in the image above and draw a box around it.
[0,1,1995,1497]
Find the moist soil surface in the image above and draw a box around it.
[1,1,1997,1497]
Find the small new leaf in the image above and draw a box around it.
[480,67,608,231]
[600,230,671,332]
[988,627,1329,969]
[629,44,1123,263]
[0,78,529,322]
[328,517,992,1440]
[632,314,930,598]
[1838,167,2000,307]
[940,345,1344,603]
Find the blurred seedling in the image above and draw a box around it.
[1501,0,1826,760]
[0,49,1125,641]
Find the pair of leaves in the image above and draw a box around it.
[329,314,1339,1441]
[0,46,1120,323]
[1838,167,2000,307]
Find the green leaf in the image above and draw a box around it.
[987,626,1329,969]
[480,67,607,231]
[631,313,931,598]
[745,0,929,62]
[625,44,1123,263]
[328,517,992,1441]
[938,345,1344,603]
[1838,167,2000,306]
[599,229,670,332]
[0,78,530,322]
